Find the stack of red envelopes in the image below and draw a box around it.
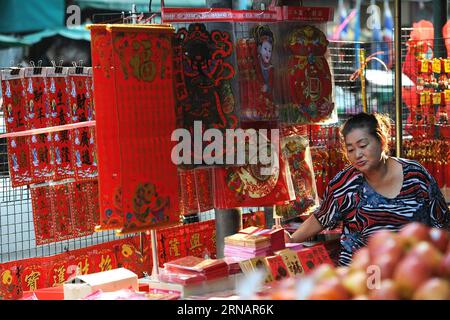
[163,256,229,282]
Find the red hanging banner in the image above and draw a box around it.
[50,183,74,241]
[1,69,32,187]
[89,24,180,234]
[47,67,74,181]
[30,184,55,245]
[178,167,214,216]
[68,67,97,181]
[23,68,53,183]
[88,24,122,231]
[69,181,95,238]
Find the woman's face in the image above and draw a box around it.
[344,127,384,174]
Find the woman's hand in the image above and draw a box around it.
[283,230,292,243]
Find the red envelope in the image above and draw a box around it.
[266,255,290,281]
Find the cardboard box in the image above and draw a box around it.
[63,268,138,300]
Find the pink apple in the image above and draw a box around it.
[308,277,351,300]
[368,279,400,300]
[368,230,397,257]
[407,241,443,273]
[393,255,432,299]
[351,247,370,272]
[372,255,397,280]
[397,222,430,250]
[437,252,450,278]
[429,228,449,253]
[342,270,368,297]
[413,278,450,300]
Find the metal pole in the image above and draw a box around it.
[150,229,159,280]
[359,48,367,113]
[394,0,402,157]
[215,208,242,258]
[433,0,447,58]
[139,232,144,256]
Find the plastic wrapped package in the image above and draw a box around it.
[178,166,214,216]
[163,8,240,168]
[274,6,336,125]
[233,10,278,122]
[275,124,319,219]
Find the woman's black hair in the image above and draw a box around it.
[340,112,392,154]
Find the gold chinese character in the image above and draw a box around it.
[25,271,41,291]
[77,258,90,275]
[169,238,181,257]
[189,233,202,250]
[53,265,66,286]
[99,255,112,271]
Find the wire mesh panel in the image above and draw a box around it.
[0,107,128,264]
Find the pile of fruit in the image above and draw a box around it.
[261,223,450,300]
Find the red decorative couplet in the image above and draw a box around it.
[1,70,32,187]
[89,248,118,273]
[178,167,214,216]
[30,184,55,245]
[50,183,74,241]
[52,130,74,181]
[68,67,97,181]
[87,181,100,227]
[90,24,180,233]
[24,68,53,183]
[69,182,94,238]
[47,67,74,181]
[67,68,93,123]
[71,126,97,181]
[88,24,122,231]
